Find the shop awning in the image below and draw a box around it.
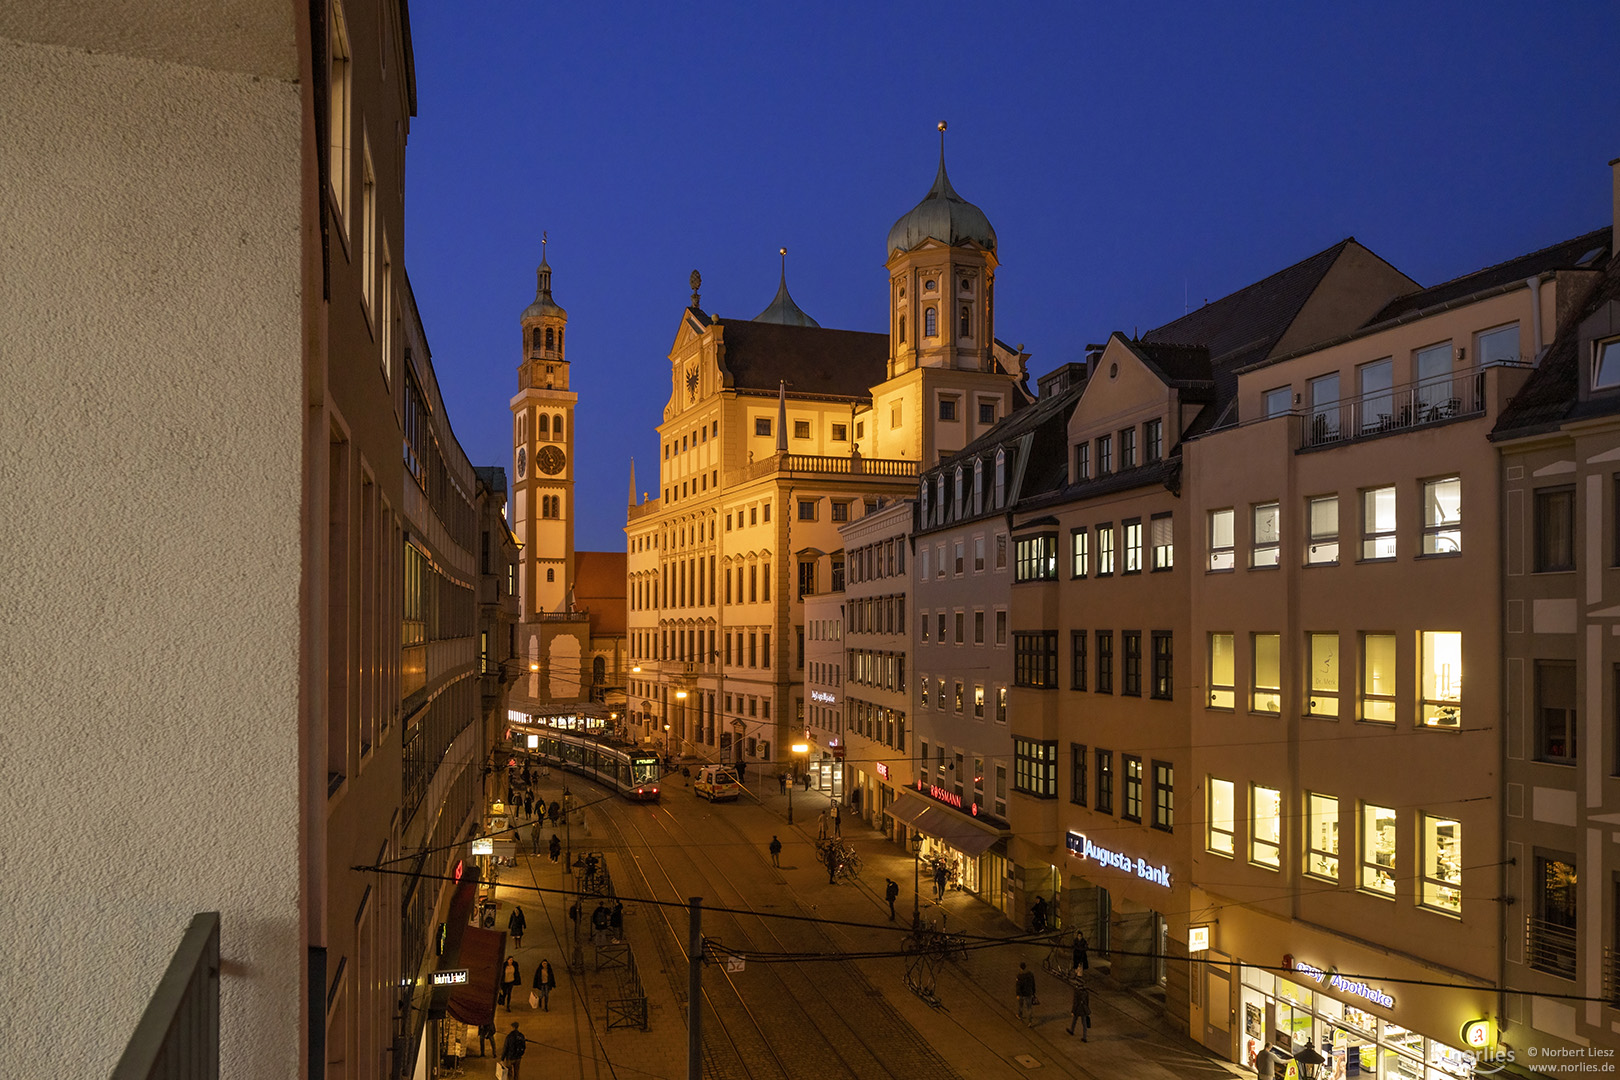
[891,791,1007,857]
[444,928,504,1028]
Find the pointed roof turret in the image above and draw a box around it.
[521,237,568,321]
[627,458,637,506]
[752,247,821,327]
[886,121,997,256]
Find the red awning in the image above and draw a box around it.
[446,927,505,1028]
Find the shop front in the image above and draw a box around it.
[889,789,1008,905]
[1055,829,1187,996]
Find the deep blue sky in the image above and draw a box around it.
[404,2,1620,553]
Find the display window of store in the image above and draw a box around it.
[1307,633,1339,718]
[1362,633,1396,723]
[1252,632,1281,714]
[1361,803,1398,897]
[1251,784,1282,869]
[1419,815,1461,915]
[1306,793,1339,880]
[1209,632,1235,709]
[1419,631,1461,729]
[1208,777,1236,856]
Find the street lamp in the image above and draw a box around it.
[788,742,810,824]
[1293,1043,1325,1080]
[911,832,925,928]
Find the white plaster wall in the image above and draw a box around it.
[0,36,303,1079]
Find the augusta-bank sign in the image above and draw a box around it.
[1066,831,1172,887]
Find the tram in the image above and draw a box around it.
[510,709,662,802]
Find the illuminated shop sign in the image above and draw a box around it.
[810,690,837,705]
[1065,831,1171,887]
[470,839,494,856]
[1291,960,1395,1009]
[916,781,982,814]
[1460,1018,1493,1049]
[876,762,890,780]
[1189,925,1210,952]
[430,970,468,986]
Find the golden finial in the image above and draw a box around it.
[937,121,947,132]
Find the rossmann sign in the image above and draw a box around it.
[1066,831,1171,887]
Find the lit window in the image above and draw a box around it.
[1152,761,1173,831]
[327,2,352,223]
[996,686,1007,723]
[1097,524,1115,575]
[1362,633,1396,723]
[1536,660,1577,763]
[1209,509,1235,570]
[1208,778,1235,856]
[954,681,964,712]
[1150,513,1173,570]
[1251,785,1281,868]
[1361,486,1396,559]
[1144,418,1164,463]
[1306,793,1339,880]
[1420,630,1462,728]
[1013,737,1057,797]
[1422,476,1462,555]
[1123,520,1143,573]
[1361,804,1397,896]
[1306,495,1339,565]
[1252,502,1280,567]
[1123,755,1143,821]
[1596,339,1620,390]
[974,685,985,718]
[1209,633,1235,709]
[1252,633,1280,713]
[1534,486,1575,572]
[1421,815,1462,914]
[1307,633,1338,717]
[1015,535,1059,582]
[1263,386,1292,418]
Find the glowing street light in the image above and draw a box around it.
[788,742,810,825]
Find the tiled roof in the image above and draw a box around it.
[714,319,888,399]
[1370,228,1612,326]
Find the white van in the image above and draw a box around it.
[694,765,741,802]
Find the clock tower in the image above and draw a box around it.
[510,244,576,618]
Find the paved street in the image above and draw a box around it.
[463,764,1251,1080]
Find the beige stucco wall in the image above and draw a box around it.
[0,34,303,1079]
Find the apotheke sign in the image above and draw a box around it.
[1291,960,1396,1009]
[1066,831,1171,887]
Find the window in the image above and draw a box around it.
[1532,855,1578,978]
[798,499,817,521]
[1362,633,1396,722]
[1415,341,1453,412]
[939,397,958,421]
[1422,476,1462,555]
[1208,778,1235,856]
[1097,434,1113,475]
[1015,534,1059,581]
[1120,427,1137,469]
[1152,761,1173,831]
[1151,632,1173,700]
[1252,502,1280,567]
[1477,322,1520,366]
[974,536,985,571]
[1014,632,1059,688]
[797,560,815,597]
[1123,520,1143,573]
[1306,495,1339,565]
[937,612,946,641]
[979,401,995,424]
[1096,631,1114,693]
[1097,524,1115,575]
[1074,442,1090,481]
[959,304,971,338]
[1122,631,1142,696]
[924,306,937,337]
[1306,793,1339,880]
[1420,630,1462,728]
[954,612,964,643]
[1307,633,1339,717]
[974,610,984,644]
[1361,486,1396,559]
[793,419,810,439]
[1308,372,1341,441]
[1535,486,1575,572]
[920,677,929,707]
[1252,633,1280,713]
[954,540,964,575]
[1263,386,1292,418]
[1209,633,1235,709]
[1122,755,1143,821]
[1144,419,1163,463]
[1208,509,1235,570]
[1596,339,1620,390]
[327,2,352,222]
[891,403,901,429]
[1095,750,1113,813]
[1150,514,1173,570]
[1071,630,1088,690]
[973,684,985,718]
[1359,358,1393,433]
[1421,815,1462,914]
[995,534,1007,569]
[831,501,849,523]
[754,417,772,437]
[1070,744,1088,806]
[1361,804,1397,896]
[360,141,376,313]
[1536,660,1577,763]
[954,680,964,712]
[995,608,1007,645]
[1014,738,1058,797]
[831,422,847,441]
[994,450,1006,508]
[1251,785,1281,868]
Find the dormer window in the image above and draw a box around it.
[935,474,946,521]
[973,458,984,515]
[995,448,1006,507]
[954,465,964,514]
[1594,339,1620,390]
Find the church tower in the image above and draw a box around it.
[510,245,577,618]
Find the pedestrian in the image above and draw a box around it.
[500,1021,527,1080]
[535,801,547,827]
[477,1020,497,1057]
[851,787,862,813]
[817,810,828,840]
[1072,932,1089,972]
[532,958,556,1012]
[1031,896,1048,933]
[832,802,841,837]
[933,859,948,901]
[548,833,561,863]
[884,878,899,920]
[1066,977,1091,1039]
[1015,962,1037,1026]
[548,799,561,824]
[610,900,624,941]
[778,773,787,795]
[530,824,541,855]
[1255,1045,1278,1080]
[825,843,839,885]
[591,901,611,944]
[523,764,533,786]
[768,835,782,867]
[500,957,522,1007]
[507,906,527,948]
[803,772,811,791]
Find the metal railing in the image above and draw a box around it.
[1605,946,1620,1005]
[1526,916,1578,980]
[1297,366,1498,450]
[112,912,220,1080]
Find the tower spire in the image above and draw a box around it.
[628,457,637,506]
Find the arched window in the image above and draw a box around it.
[954,465,964,514]
[959,305,971,338]
[899,315,907,344]
[554,414,565,438]
[935,475,945,522]
[920,482,929,521]
[531,327,541,350]
[545,327,554,349]
[973,458,984,514]
[924,307,937,338]
[537,413,549,438]
[546,568,555,582]
[557,330,563,357]
[593,656,606,685]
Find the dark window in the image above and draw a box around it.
[979,402,995,424]
[1070,743,1087,806]
[1014,632,1059,688]
[1071,630,1088,691]
[939,398,957,421]
[1095,750,1114,814]
[1096,631,1114,693]
[793,420,810,439]
[1123,631,1142,696]
[1151,632,1174,699]
[1152,761,1174,831]
[1014,737,1058,797]
[1536,661,1577,763]
[1123,755,1143,821]
[959,304,971,338]
[1144,419,1163,463]
[755,417,772,437]
[1535,486,1575,572]
[925,306,937,337]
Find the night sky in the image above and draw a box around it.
[403,1,1620,552]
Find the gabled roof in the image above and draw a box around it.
[1370,228,1612,325]
[712,319,888,399]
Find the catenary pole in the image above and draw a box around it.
[688,897,702,1080]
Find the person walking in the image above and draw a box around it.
[507,906,527,948]
[1031,896,1048,933]
[884,878,899,920]
[610,900,624,941]
[769,835,782,867]
[817,810,828,840]
[523,792,533,820]
[832,802,841,837]
[477,1020,497,1057]
[933,859,948,901]
[530,824,541,855]
[591,901,611,945]
[778,773,787,795]
[1066,977,1091,1039]
[1072,932,1089,972]
[500,1022,527,1080]
[500,957,521,1008]
[825,843,839,885]
[532,958,556,1012]
[1015,962,1038,1026]
[548,833,561,863]
[803,772,811,791]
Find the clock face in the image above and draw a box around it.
[516,446,527,478]
[537,445,566,475]
[686,366,700,402]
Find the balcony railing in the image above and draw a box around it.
[1297,364,1509,450]
[1526,916,1577,980]
[1605,946,1620,1005]
[730,452,919,485]
[113,912,220,1080]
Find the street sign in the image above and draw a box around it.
[724,955,745,973]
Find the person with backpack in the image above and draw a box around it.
[768,835,782,867]
[884,878,900,920]
[500,1022,527,1080]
